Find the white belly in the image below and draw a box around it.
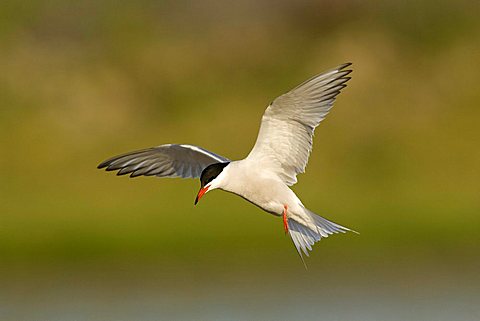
[219,161,302,216]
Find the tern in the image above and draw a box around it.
[98,63,356,261]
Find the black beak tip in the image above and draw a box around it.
[194,197,198,205]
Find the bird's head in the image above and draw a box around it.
[195,162,229,205]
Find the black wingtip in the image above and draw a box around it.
[338,62,353,74]
[97,158,112,169]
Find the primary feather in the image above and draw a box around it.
[247,63,352,185]
[98,144,229,178]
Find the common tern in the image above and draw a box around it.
[98,63,356,261]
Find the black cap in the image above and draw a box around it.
[199,162,230,188]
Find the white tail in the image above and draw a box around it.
[288,209,356,264]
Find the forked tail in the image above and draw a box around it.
[288,208,357,264]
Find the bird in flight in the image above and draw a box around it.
[98,63,356,262]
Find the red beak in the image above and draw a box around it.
[195,185,209,205]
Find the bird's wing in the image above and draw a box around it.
[98,144,229,178]
[246,63,352,186]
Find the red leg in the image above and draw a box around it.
[283,204,288,234]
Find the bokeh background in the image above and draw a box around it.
[1,1,479,320]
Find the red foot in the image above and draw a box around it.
[283,204,288,234]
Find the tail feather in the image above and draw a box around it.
[288,209,356,262]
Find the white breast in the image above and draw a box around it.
[217,160,302,216]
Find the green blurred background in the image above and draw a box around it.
[1,1,479,320]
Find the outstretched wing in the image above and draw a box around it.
[98,144,229,178]
[246,63,352,186]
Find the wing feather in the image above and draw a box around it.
[98,144,229,179]
[247,63,352,185]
